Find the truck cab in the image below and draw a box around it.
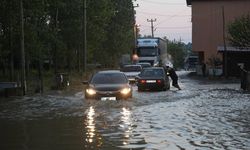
[136,38,167,66]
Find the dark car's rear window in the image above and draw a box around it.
[140,69,164,77]
[91,73,127,84]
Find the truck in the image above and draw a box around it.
[135,37,170,67]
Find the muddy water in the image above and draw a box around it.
[0,71,250,150]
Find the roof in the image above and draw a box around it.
[123,64,142,67]
[98,70,121,74]
[144,67,164,70]
[217,46,250,52]
[186,0,239,6]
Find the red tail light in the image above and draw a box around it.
[140,80,146,84]
[157,80,162,84]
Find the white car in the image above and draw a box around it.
[121,64,142,83]
[136,62,152,69]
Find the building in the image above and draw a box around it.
[186,0,250,76]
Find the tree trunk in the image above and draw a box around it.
[20,0,26,95]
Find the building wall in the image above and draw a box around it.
[192,0,250,65]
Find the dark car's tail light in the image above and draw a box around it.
[140,79,146,84]
[157,80,162,84]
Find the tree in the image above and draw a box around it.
[102,0,134,67]
[228,14,250,48]
[0,0,135,91]
[167,40,186,69]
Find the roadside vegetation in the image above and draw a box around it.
[1,0,196,94]
[0,0,135,93]
[228,13,250,48]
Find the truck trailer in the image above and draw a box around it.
[135,38,170,66]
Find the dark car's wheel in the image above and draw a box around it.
[124,93,132,99]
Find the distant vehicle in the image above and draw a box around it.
[137,67,170,91]
[136,62,151,69]
[121,64,142,83]
[184,55,198,71]
[83,70,132,100]
[135,38,170,66]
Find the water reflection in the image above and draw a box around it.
[118,107,147,149]
[120,107,133,145]
[85,106,96,143]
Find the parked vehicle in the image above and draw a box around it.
[83,70,132,100]
[135,38,170,66]
[137,67,170,91]
[121,64,142,83]
[184,54,199,71]
[136,62,151,69]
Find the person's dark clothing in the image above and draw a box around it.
[167,68,178,85]
[164,66,181,90]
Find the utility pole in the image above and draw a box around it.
[20,0,26,95]
[9,1,14,81]
[54,8,58,74]
[133,1,139,48]
[147,19,156,37]
[222,6,228,78]
[82,0,87,73]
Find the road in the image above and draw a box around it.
[0,71,250,150]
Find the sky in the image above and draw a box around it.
[134,0,192,43]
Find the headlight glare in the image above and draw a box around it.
[86,88,96,95]
[120,87,131,95]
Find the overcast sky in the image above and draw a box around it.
[134,0,192,43]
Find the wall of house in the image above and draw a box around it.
[191,0,250,66]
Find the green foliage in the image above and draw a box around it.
[228,14,250,48]
[167,40,186,69]
[101,0,134,67]
[0,0,135,79]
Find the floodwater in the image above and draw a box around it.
[0,71,250,150]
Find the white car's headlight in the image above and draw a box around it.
[86,88,96,95]
[120,87,131,95]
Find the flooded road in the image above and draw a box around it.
[1,71,250,150]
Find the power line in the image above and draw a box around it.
[140,24,191,29]
[136,10,190,17]
[140,0,184,5]
[154,9,188,27]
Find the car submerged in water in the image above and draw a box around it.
[83,70,132,100]
[136,67,170,91]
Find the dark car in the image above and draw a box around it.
[137,67,170,91]
[84,70,132,100]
